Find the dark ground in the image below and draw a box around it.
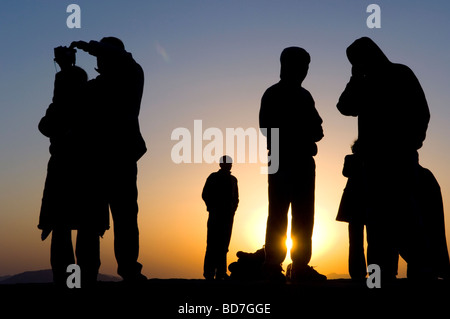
[1,278,449,317]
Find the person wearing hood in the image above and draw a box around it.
[259,47,325,282]
[337,37,449,280]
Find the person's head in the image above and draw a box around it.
[346,37,390,74]
[351,139,360,154]
[280,47,310,84]
[219,155,233,171]
[96,36,126,74]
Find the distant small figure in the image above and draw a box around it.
[202,155,239,280]
[336,140,367,280]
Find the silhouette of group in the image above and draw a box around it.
[39,36,449,286]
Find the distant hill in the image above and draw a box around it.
[0,269,121,284]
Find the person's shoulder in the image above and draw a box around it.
[56,66,88,83]
[263,82,282,95]
[301,86,313,95]
[391,63,415,77]
[207,171,220,179]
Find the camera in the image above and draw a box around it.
[54,46,76,67]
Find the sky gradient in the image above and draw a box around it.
[1,0,450,279]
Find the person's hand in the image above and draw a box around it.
[41,229,51,241]
[69,40,89,52]
[351,66,365,79]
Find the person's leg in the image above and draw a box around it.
[204,216,219,279]
[348,222,367,280]
[264,173,290,266]
[290,158,315,269]
[108,161,144,281]
[51,228,75,286]
[216,217,235,279]
[366,220,398,281]
[75,228,100,286]
[365,160,400,282]
[290,158,326,281]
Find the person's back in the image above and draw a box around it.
[202,156,239,280]
[79,38,146,161]
[336,37,433,280]
[337,37,429,159]
[202,169,239,214]
[39,65,87,157]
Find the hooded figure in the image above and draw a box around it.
[337,37,448,280]
[337,37,430,156]
[259,47,325,282]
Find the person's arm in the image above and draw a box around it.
[202,175,213,211]
[337,67,367,117]
[259,89,273,150]
[70,40,128,59]
[310,97,324,143]
[232,177,239,212]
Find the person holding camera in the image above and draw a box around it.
[70,37,147,282]
[39,46,109,287]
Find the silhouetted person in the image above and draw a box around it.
[336,140,367,280]
[259,47,326,282]
[202,156,239,280]
[337,37,435,280]
[70,37,147,282]
[39,46,109,287]
[409,165,450,279]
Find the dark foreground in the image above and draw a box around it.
[1,279,449,317]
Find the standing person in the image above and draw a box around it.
[70,37,147,282]
[39,46,109,287]
[259,47,326,282]
[337,37,431,280]
[336,140,367,280]
[202,156,239,280]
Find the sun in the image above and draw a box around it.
[242,205,337,269]
[284,206,336,268]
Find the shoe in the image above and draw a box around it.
[122,273,148,284]
[262,263,286,282]
[215,273,230,281]
[290,265,327,282]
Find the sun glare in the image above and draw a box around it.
[243,205,337,271]
[283,206,336,268]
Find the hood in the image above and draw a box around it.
[346,37,390,67]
